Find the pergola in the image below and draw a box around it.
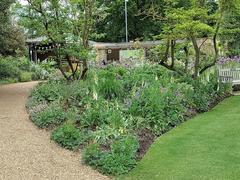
[26,37,56,62]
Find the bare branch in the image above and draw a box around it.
[198,37,208,50]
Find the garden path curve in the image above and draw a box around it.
[0,82,109,180]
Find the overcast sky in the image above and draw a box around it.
[19,0,27,5]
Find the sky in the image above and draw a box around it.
[19,0,28,5]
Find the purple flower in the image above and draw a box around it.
[217,56,240,65]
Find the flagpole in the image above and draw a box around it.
[125,0,128,42]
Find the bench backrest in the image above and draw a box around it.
[218,68,240,84]
[232,69,240,80]
[219,68,232,77]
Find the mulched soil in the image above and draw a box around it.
[136,92,232,160]
[137,129,155,159]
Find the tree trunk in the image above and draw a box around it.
[184,46,189,73]
[66,55,75,75]
[54,48,70,80]
[191,35,200,78]
[162,38,170,63]
[199,22,220,74]
[80,0,94,79]
[81,59,88,80]
[170,40,176,68]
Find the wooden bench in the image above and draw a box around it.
[218,68,240,85]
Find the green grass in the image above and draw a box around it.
[120,49,145,59]
[123,96,240,180]
[0,79,18,85]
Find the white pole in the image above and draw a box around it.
[125,0,128,42]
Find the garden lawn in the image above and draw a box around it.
[123,96,240,180]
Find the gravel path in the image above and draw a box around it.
[0,82,109,180]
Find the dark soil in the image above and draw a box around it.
[184,108,198,119]
[209,93,232,109]
[137,129,155,159]
[136,93,232,160]
[233,85,240,91]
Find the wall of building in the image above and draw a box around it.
[96,49,107,61]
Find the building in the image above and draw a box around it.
[90,41,162,62]
[26,37,161,62]
[26,37,55,62]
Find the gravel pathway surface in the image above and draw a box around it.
[0,82,109,180]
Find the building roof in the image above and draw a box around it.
[26,37,162,49]
[26,37,48,44]
[90,41,162,50]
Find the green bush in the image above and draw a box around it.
[0,78,18,85]
[97,70,124,100]
[30,64,49,80]
[219,83,232,96]
[30,61,56,80]
[82,143,104,167]
[111,136,139,158]
[189,76,219,112]
[17,57,31,71]
[80,99,130,141]
[80,98,108,128]
[0,57,21,79]
[19,72,32,82]
[80,99,133,144]
[89,68,124,100]
[51,123,87,150]
[60,80,92,108]
[31,103,66,128]
[122,64,172,91]
[31,81,66,102]
[83,136,139,175]
[0,56,55,83]
[129,83,187,135]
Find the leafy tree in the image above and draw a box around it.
[17,0,102,80]
[0,0,25,56]
[147,0,239,78]
[219,0,240,56]
[93,0,164,42]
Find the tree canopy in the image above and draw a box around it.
[17,0,105,80]
[9,0,240,79]
[93,0,164,42]
[0,0,25,56]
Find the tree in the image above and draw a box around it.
[146,0,239,78]
[93,0,164,42]
[18,0,102,80]
[219,0,240,56]
[0,0,25,56]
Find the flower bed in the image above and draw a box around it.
[26,63,232,176]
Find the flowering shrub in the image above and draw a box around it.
[217,56,240,66]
